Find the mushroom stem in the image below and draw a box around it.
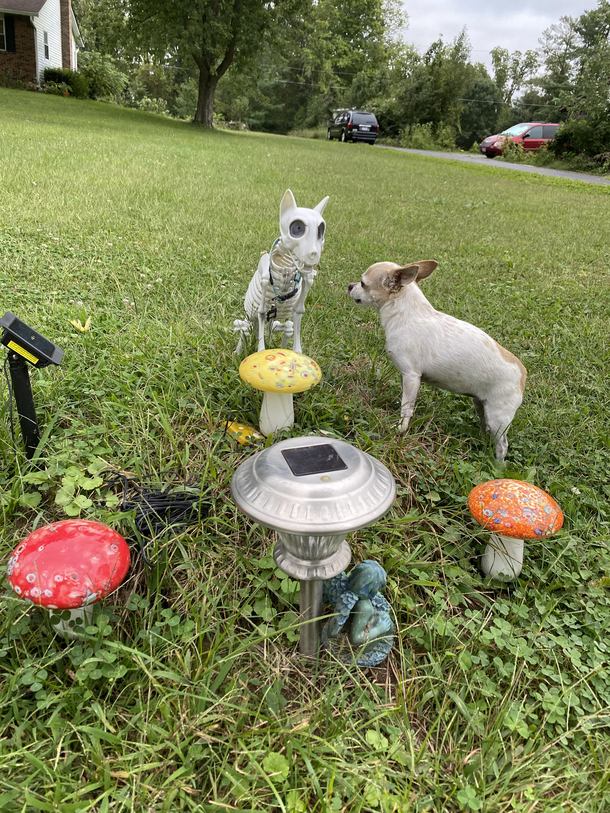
[50,606,94,640]
[259,392,294,436]
[481,534,524,580]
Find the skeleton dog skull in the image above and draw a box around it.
[279,189,328,266]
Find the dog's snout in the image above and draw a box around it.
[348,282,356,293]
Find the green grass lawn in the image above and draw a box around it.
[1,88,610,812]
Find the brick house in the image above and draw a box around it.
[0,0,81,84]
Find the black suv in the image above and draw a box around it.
[327,110,379,144]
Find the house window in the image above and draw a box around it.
[0,15,6,52]
[44,30,49,59]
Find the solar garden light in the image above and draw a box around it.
[231,435,396,656]
[1,312,63,459]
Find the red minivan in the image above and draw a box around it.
[480,122,559,157]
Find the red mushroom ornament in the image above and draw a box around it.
[468,479,563,580]
[7,520,130,637]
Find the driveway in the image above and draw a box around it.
[377,146,610,187]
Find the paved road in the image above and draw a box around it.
[377,145,610,187]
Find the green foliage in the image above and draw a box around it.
[43,80,71,96]
[548,119,610,158]
[123,0,274,125]
[395,32,475,133]
[490,46,539,105]
[457,72,503,149]
[43,66,91,98]
[399,122,455,151]
[500,138,526,161]
[78,50,127,99]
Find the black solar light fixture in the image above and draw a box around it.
[1,312,63,459]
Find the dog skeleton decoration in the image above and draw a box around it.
[234,189,329,353]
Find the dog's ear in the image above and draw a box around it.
[414,260,438,281]
[280,189,297,218]
[383,263,420,293]
[313,196,329,216]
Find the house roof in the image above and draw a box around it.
[0,0,47,15]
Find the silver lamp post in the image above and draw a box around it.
[231,436,396,656]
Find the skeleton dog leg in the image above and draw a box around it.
[291,272,314,354]
[254,254,272,352]
[233,320,251,354]
[280,320,294,348]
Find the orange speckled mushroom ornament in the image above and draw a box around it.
[468,479,563,580]
[239,349,322,436]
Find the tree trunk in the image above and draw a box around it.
[194,70,219,127]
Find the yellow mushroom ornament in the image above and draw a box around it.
[239,350,322,436]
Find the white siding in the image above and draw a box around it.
[71,31,77,70]
[33,0,62,79]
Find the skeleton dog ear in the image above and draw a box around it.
[313,196,329,216]
[383,263,420,293]
[414,260,438,281]
[280,189,297,219]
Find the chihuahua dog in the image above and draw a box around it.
[347,260,526,460]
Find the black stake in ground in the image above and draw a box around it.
[1,312,63,460]
[7,352,40,459]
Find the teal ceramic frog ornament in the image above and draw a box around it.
[321,560,394,666]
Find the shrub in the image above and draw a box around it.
[547,119,610,158]
[501,139,526,162]
[43,67,89,98]
[44,80,71,96]
[78,52,127,100]
[399,123,456,151]
[136,96,169,116]
[400,123,438,150]
[1,69,37,90]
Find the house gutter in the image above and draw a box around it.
[70,7,82,47]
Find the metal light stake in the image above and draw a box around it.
[1,312,63,460]
[231,436,396,656]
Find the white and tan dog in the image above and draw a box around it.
[347,260,526,460]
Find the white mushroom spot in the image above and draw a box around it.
[26,573,36,583]
[54,574,63,582]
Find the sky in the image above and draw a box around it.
[402,0,594,67]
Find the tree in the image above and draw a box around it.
[457,67,503,148]
[228,0,405,132]
[395,31,474,133]
[491,46,539,105]
[125,0,273,126]
[72,0,129,58]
